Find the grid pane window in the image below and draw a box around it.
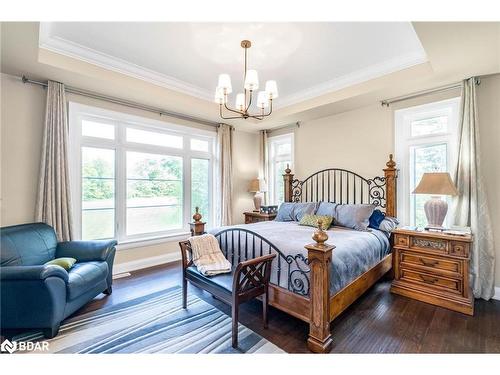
[395,98,459,227]
[191,158,210,224]
[267,134,294,205]
[126,152,183,235]
[411,143,447,228]
[81,147,115,240]
[82,120,115,139]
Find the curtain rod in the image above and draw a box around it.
[20,75,220,128]
[380,78,481,107]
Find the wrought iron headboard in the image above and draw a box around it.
[284,154,398,217]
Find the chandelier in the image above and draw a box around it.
[215,40,278,120]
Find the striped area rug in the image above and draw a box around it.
[13,286,284,354]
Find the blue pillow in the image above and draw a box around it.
[368,209,385,229]
[292,202,319,221]
[275,202,296,221]
[316,202,337,217]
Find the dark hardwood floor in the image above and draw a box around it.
[76,261,500,353]
[4,261,499,353]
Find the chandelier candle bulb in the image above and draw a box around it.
[217,74,232,94]
[244,70,259,91]
[235,93,245,111]
[257,91,269,108]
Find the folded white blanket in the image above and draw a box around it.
[188,234,232,276]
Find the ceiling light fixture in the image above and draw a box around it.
[215,40,278,120]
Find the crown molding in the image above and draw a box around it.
[38,25,213,102]
[275,50,428,109]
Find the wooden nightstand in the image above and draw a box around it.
[391,228,474,315]
[243,211,277,224]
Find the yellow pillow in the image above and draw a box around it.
[299,214,334,229]
[45,257,77,271]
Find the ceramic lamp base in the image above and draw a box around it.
[253,192,263,212]
[424,196,448,228]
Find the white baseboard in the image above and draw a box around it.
[113,252,181,275]
[493,287,500,301]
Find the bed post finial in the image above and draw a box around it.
[283,164,294,202]
[305,224,335,353]
[383,154,397,217]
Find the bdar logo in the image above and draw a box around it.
[1,339,17,354]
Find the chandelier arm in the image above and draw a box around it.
[224,101,245,115]
[245,90,254,112]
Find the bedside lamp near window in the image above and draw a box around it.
[412,172,459,230]
[248,178,267,212]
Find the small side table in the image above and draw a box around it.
[244,211,277,224]
[189,221,206,236]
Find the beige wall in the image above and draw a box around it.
[0,73,259,269]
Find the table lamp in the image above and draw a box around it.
[248,178,267,212]
[412,172,458,230]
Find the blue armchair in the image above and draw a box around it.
[0,223,116,338]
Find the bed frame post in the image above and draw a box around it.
[305,222,335,353]
[384,154,397,217]
[283,164,294,202]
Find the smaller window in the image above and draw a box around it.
[267,133,294,205]
[190,138,209,152]
[126,128,183,149]
[82,120,115,139]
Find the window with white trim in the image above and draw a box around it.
[267,133,294,205]
[69,103,215,242]
[395,98,460,227]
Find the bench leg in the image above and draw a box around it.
[182,277,187,309]
[232,301,239,348]
[263,287,269,329]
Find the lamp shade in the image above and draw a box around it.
[412,172,459,196]
[244,70,259,91]
[214,87,226,104]
[218,74,232,94]
[248,178,268,193]
[265,80,278,99]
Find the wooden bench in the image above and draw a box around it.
[179,240,276,349]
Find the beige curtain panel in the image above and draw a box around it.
[35,80,74,241]
[216,124,233,226]
[453,77,496,300]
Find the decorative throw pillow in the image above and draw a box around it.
[316,202,337,217]
[334,204,376,231]
[44,257,77,271]
[275,202,296,221]
[378,216,399,234]
[368,209,386,229]
[299,214,334,229]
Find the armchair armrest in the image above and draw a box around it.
[233,254,276,294]
[0,265,69,282]
[56,240,117,262]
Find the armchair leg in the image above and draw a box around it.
[103,286,113,295]
[43,324,60,339]
[262,287,269,329]
[231,302,239,348]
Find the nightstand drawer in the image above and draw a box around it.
[409,235,448,255]
[395,234,409,247]
[400,251,462,277]
[400,268,462,295]
[450,241,470,258]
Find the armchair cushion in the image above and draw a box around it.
[67,261,108,300]
[56,240,117,262]
[0,264,69,282]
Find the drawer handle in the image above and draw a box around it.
[419,275,438,284]
[420,259,438,267]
